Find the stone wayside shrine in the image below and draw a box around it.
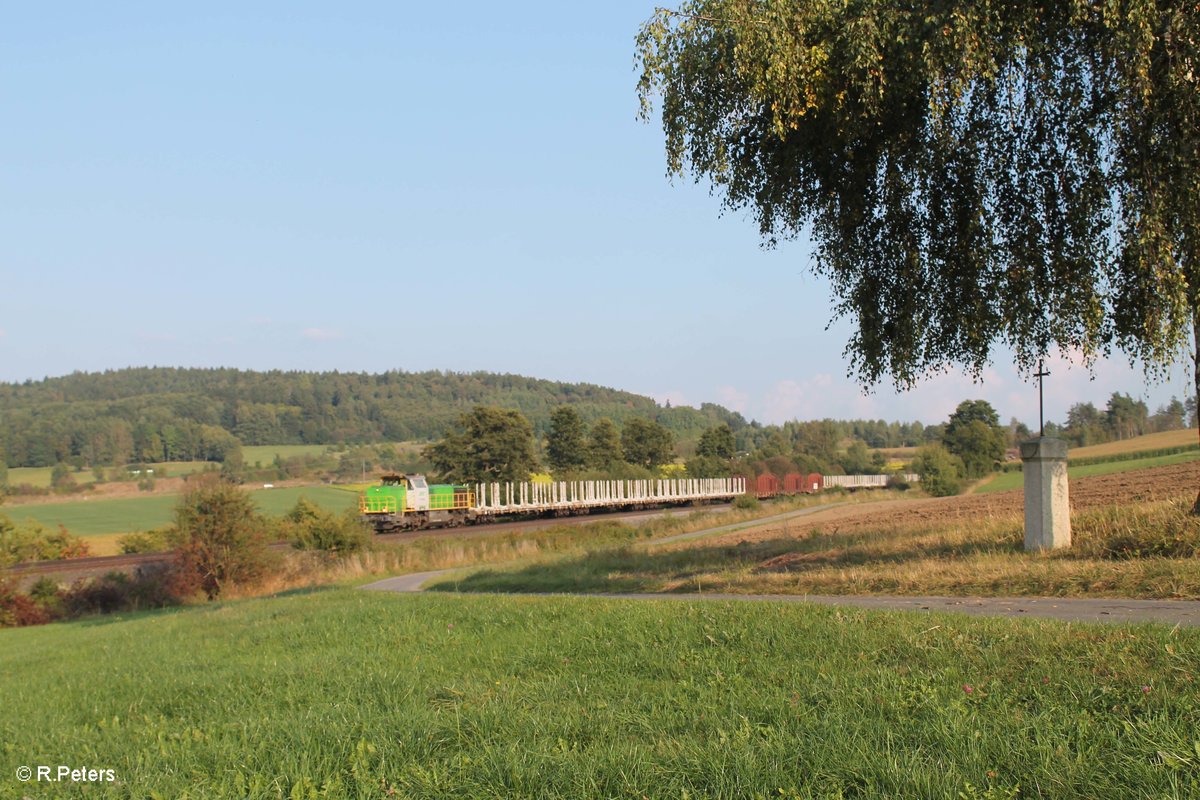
[1021,437,1071,551]
[1021,361,1071,552]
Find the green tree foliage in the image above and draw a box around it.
[638,1,1200,510]
[838,440,872,475]
[911,445,964,497]
[943,401,1007,479]
[789,421,840,467]
[49,463,76,492]
[1104,392,1149,441]
[586,418,624,471]
[945,399,1001,430]
[424,406,539,484]
[171,476,272,599]
[219,444,246,484]
[547,407,589,473]
[0,368,742,470]
[1007,417,1033,449]
[1150,398,1188,433]
[1065,402,1106,447]
[689,423,737,477]
[696,424,736,459]
[684,455,728,478]
[621,418,676,469]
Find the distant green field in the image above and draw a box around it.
[3,485,359,539]
[4,494,181,536]
[5,466,56,488]
[247,484,359,517]
[7,461,214,488]
[241,444,335,465]
[975,450,1200,494]
[1,590,1197,798]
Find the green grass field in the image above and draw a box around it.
[240,444,335,465]
[240,441,425,466]
[975,449,1200,494]
[1,589,1197,799]
[3,486,358,539]
[6,461,212,489]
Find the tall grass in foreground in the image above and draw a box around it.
[441,495,1200,599]
[1,590,1198,799]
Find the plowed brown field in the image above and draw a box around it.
[708,461,1200,548]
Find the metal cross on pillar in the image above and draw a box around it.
[1035,360,1050,436]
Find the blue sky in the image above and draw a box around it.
[1,2,1192,427]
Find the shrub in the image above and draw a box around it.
[0,579,51,627]
[41,525,90,559]
[285,498,372,554]
[171,475,274,599]
[28,577,66,618]
[62,568,181,616]
[118,528,173,554]
[733,494,760,510]
[0,518,90,566]
[911,445,964,497]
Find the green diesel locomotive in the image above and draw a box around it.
[358,473,475,532]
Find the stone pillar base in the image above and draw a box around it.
[1020,437,1071,551]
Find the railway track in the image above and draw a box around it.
[4,503,734,585]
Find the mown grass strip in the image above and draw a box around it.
[1,589,1197,799]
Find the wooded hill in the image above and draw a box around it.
[0,368,747,468]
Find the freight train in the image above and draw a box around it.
[357,471,915,533]
[358,473,745,533]
[746,471,918,497]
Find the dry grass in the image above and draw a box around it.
[444,475,1200,600]
[1070,428,1199,458]
[652,494,1200,598]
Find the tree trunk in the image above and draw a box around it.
[1193,318,1200,515]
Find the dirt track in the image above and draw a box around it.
[706,461,1200,547]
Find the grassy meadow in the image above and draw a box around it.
[2,589,1198,799]
[4,485,359,555]
[241,443,336,464]
[6,461,212,489]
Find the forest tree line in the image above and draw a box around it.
[0,369,1193,484]
[0,368,743,470]
[427,392,1198,492]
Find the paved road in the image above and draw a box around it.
[360,503,1200,628]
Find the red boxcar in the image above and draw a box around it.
[783,473,805,494]
[805,472,824,493]
[753,473,780,498]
